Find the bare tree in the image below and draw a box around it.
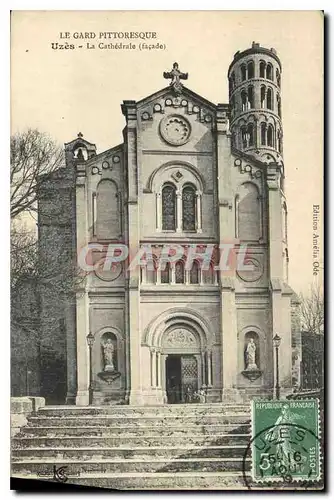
[299,284,324,335]
[10,128,64,220]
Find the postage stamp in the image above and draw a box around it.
[251,400,321,484]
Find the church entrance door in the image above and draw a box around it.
[166,354,198,404]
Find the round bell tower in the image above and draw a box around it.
[228,42,283,165]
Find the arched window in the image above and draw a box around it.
[175,260,185,284]
[202,263,215,285]
[231,95,235,116]
[237,183,261,240]
[182,184,196,231]
[145,257,157,284]
[247,61,254,79]
[190,261,200,284]
[161,262,171,284]
[266,87,273,110]
[241,126,247,149]
[277,129,282,153]
[231,131,236,148]
[241,90,247,111]
[96,180,119,239]
[266,63,273,80]
[241,64,247,81]
[229,71,235,94]
[259,61,266,78]
[276,68,281,87]
[162,184,176,231]
[261,123,266,145]
[267,124,274,147]
[277,94,282,118]
[247,123,254,147]
[247,86,254,109]
[260,86,266,108]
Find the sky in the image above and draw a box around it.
[11,10,324,293]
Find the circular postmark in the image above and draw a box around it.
[242,422,321,490]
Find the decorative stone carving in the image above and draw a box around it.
[163,329,197,348]
[237,257,263,283]
[234,157,262,179]
[163,62,188,95]
[160,115,191,146]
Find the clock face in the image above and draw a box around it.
[160,115,191,146]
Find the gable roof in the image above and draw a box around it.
[136,85,218,111]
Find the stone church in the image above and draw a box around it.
[38,42,301,406]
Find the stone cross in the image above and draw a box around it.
[77,132,83,138]
[163,62,188,94]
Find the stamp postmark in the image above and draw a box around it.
[251,400,321,484]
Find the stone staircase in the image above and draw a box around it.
[11,403,252,490]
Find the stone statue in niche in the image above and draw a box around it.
[102,338,116,372]
[245,337,258,371]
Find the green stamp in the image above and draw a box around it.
[251,400,320,483]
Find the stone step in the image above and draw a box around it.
[23,422,250,436]
[24,415,250,429]
[37,404,250,417]
[12,457,251,474]
[12,433,250,448]
[11,444,248,460]
[27,415,250,427]
[11,471,251,490]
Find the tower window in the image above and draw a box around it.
[229,71,236,95]
[247,123,254,147]
[161,262,171,284]
[277,129,282,153]
[182,185,196,231]
[266,63,273,80]
[241,126,247,149]
[261,123,266,145]
[266,87,273,110]
[241,64,247,82]
[247,61,254,79]
[267,124,274,147]
[260,61,266,78]
[247,86,254,109]
[190,261,200,284]
[277,94,282,118]
[175,260,185,284]
[260,86,266,108]
[162,184,176,231]
[230,95,235,117]
[276,68,281,87]
[241,90,247,111]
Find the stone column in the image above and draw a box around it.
[176,190,182,232]
[216,104,239,401]
[156,192,162,232]
[75,164,90,406]
[157,350,162,388]
[151,349,156,387]
[221,278,238,400]
[122,100,142,405]
[196,191,202,233]
[207,351,213,387]
[201,350,206,386]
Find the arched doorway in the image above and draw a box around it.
[143,308,213,405]
[161,327,202,404]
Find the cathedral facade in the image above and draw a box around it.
[38,43,301,406]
